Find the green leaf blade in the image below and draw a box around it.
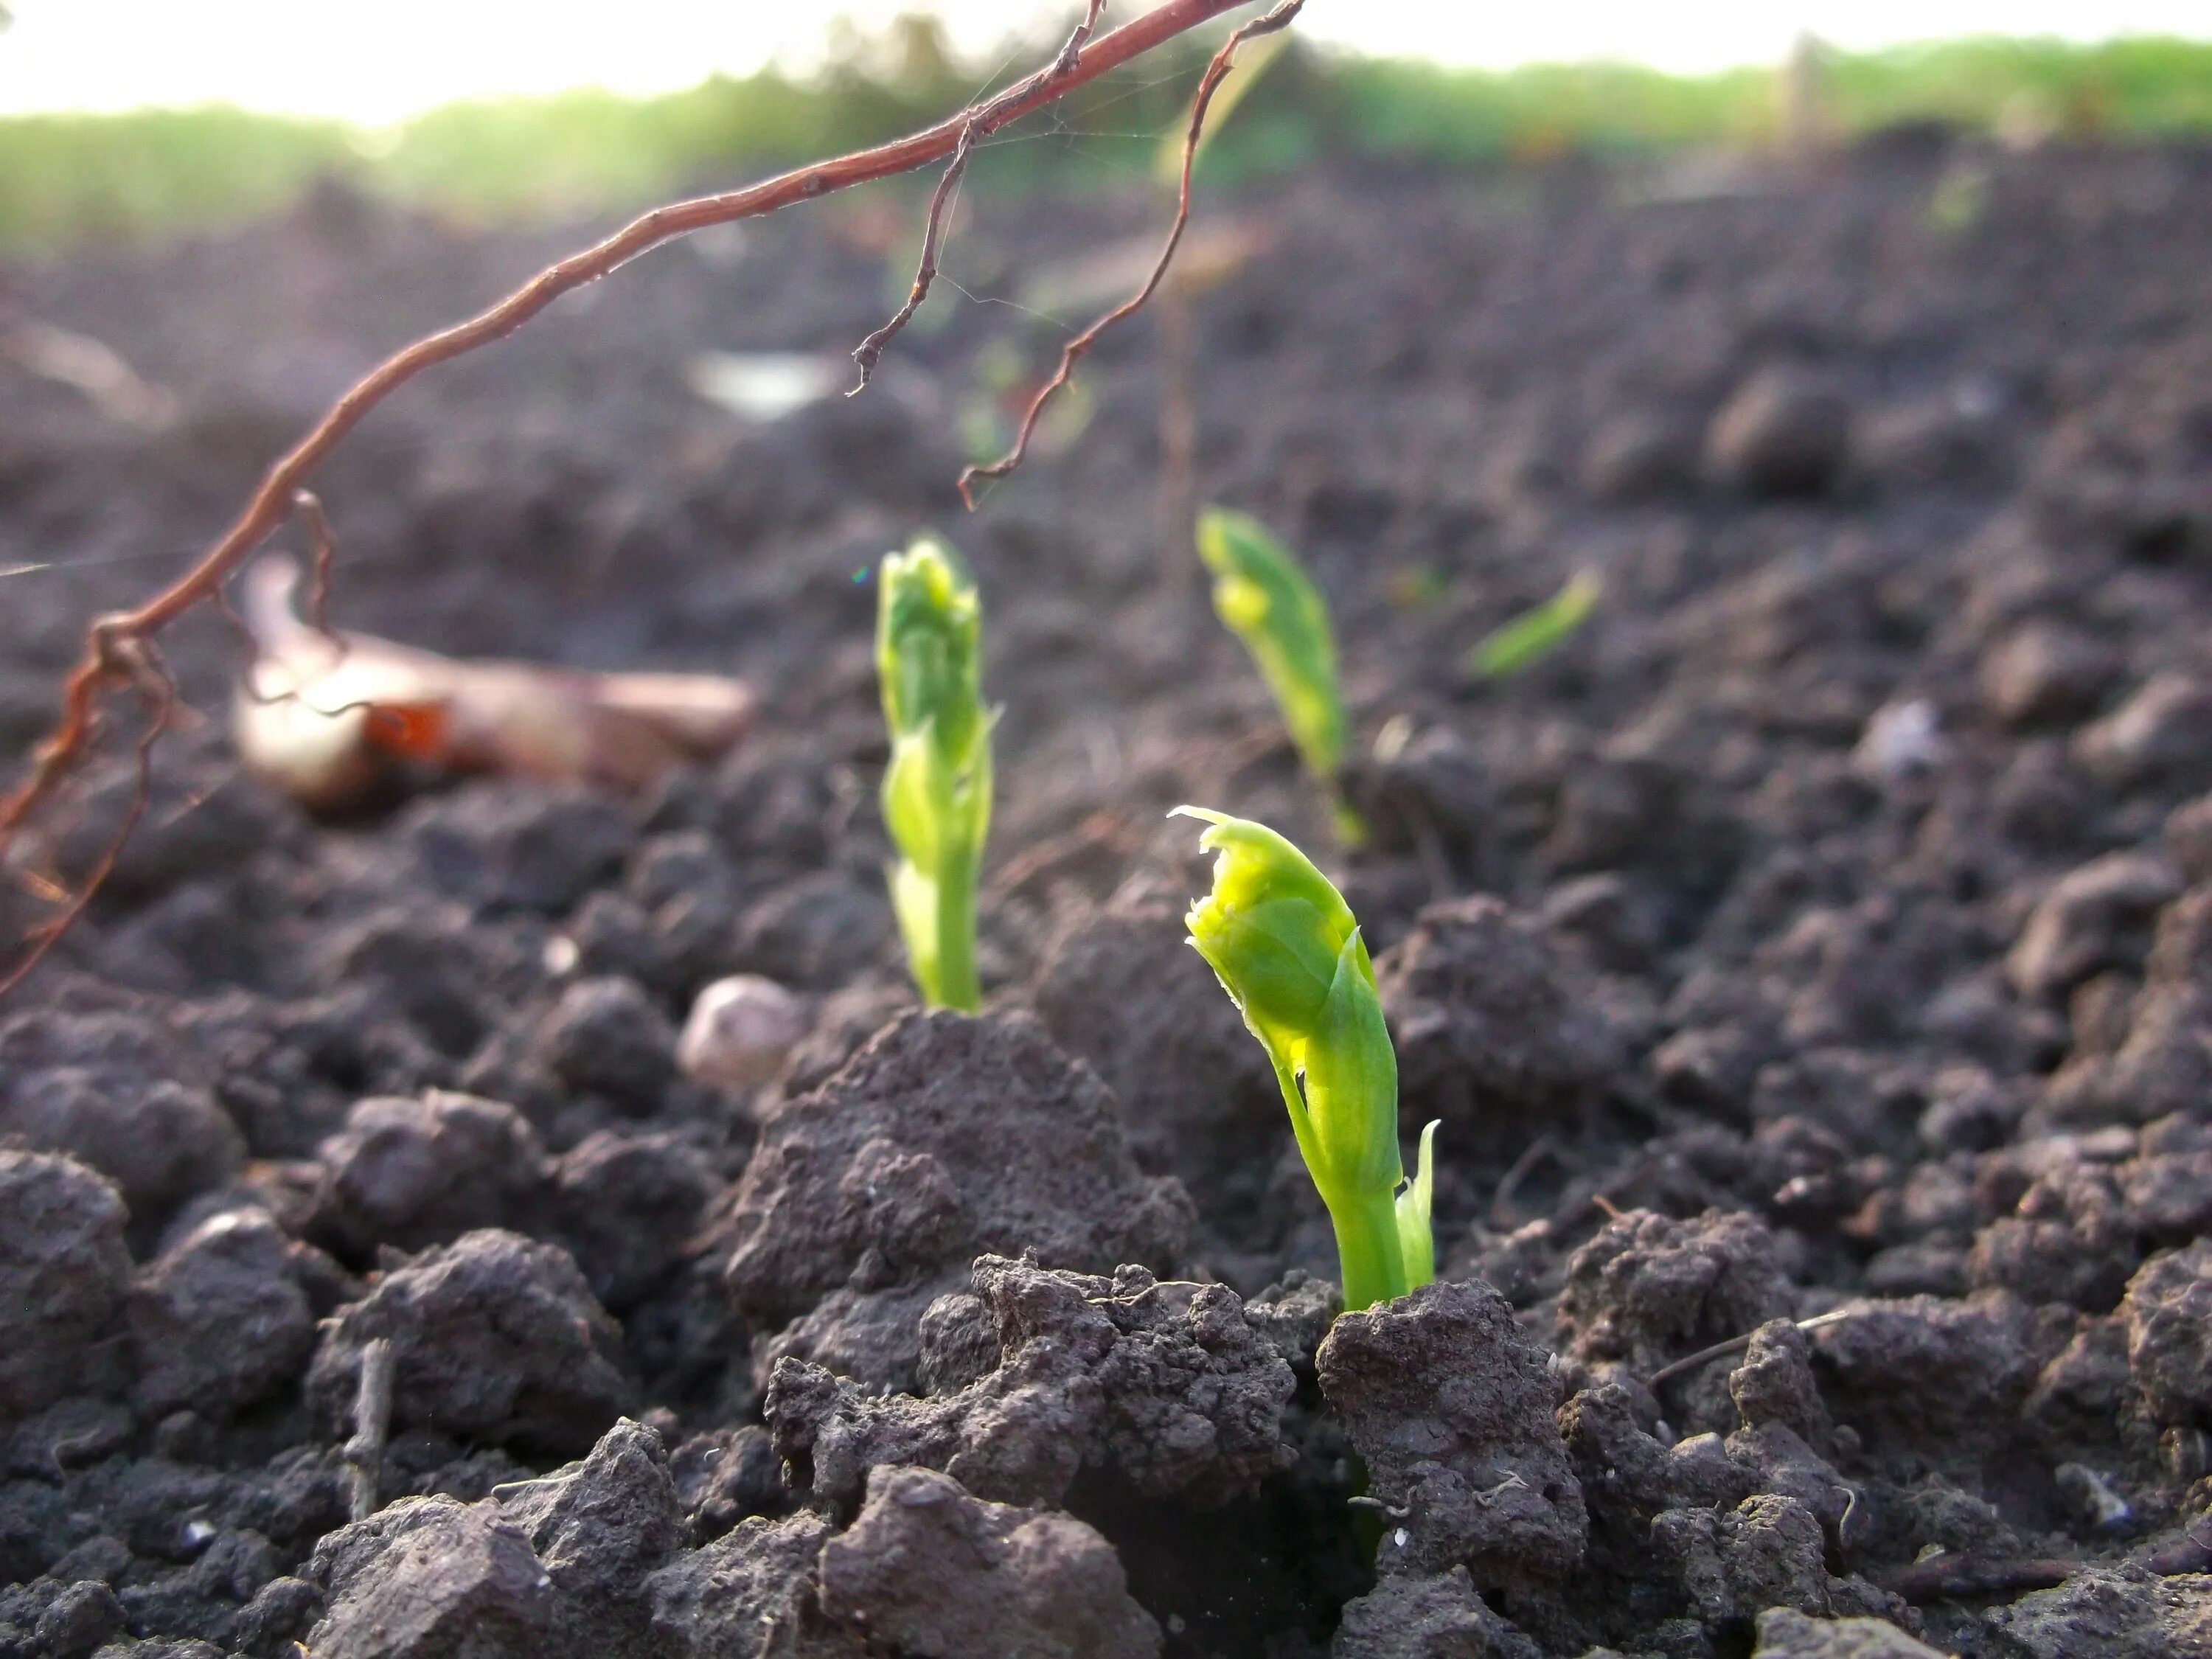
[1176,807,1431,1310]
[1469,571,1601,678]
[877,536,990,1010]
[1196,509,1356,836]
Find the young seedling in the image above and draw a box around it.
[1176,806,1436,1310]
[1196,507,1366,844]
[1468,570,1600,678]
[877,535,991,1012]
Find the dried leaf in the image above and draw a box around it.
[233,557,752,810]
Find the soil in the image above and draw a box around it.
[4,131,2212,1658]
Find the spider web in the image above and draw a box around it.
[919,14,1231,336]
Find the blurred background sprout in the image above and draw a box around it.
[1469,570,1601,678]
[877,535,992,1012]
[1197,508,1365,845]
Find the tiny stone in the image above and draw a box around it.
[2053,1461,2133,1532]
[1854,700,1947,783]
[676,975,811,1092]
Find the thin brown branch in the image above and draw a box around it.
[210,572,318,714]
[209,582,259,664]
[0,0,1276,992]
[1887,1554,2076,1603]
[2145,1512,2212,1576]
[292,487,341,639]
[1645,1307,1857,1391]
[851,0,1113,392]
[959,0,1304,509]
[849,119,980,393]
[1056,0,1113,73]
[1899,1511,2212,1600]
[0,640,175,999]
[344,1337,397,1523]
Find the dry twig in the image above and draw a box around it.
[850,0,1110,392]
[849,119,982,394]
[0,0,1289,992]
[1886,1552,2076,1603]
[2145,1511,2212,1576]
[291,487,341,639]
[1890,1509,2212,1603]
[1645,1307,1857,1391]
[0,635,175,997]
[959,0,1306,507]
[342,1338,397,1523]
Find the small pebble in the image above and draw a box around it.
[2054,1461,2133,1533]
[677,975,810,1091]
[1855,698,1947,782]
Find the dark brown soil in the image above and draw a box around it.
[4,134,2212,1658]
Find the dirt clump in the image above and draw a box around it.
[1751,1607,1947,1657]
[308,1090,550,1259]
[767,1254,1295,1514]
[1031,894,1280,1225]
[127,1208,316,1419]
[10,138,2212,1655]
[1706,365,1854,497]
[719,1008,1192,1386]
[1556,1207,1795,1371]
[1317,1279,1585,1589]
[0,1150,131,1416]
[0,1009,245,1222]
[306,1228,634,1457]
[646,1510,860,1658]
[1332,1566,1543,1658]
[818,1464,1162,1659]
[1376,897,1630,1163]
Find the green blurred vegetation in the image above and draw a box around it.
[1469,571,1601,678]
[4,24,2212,254]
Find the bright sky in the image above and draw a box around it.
[2,0,2208,125]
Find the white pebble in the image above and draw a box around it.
[1855,698,1947,782]
[677,975,810,1091]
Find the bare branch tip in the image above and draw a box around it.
[1,0,1269,996]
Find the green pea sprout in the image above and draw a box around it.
[877,536,991,1011]
[1468,570,1600,678]
[1196,508,1366,845]
[1175,807,1436,1310]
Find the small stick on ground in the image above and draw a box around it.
[2145,1511,2212,1576]
[1346,1495,1411,1520]
[1887,1552,2077,1602]
[960,0,1307,507]
[1893,1509,2212,1601]
[1646,1307,1857,1391]
[342,1337,396,1523]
